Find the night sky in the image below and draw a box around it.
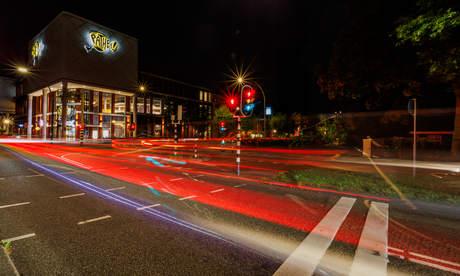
[0,0,347,115]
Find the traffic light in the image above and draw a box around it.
[241,86,255,117]
[131,122,136,131]
[220,121,225,131]
[78,124,85,130]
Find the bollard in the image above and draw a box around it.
[194,144,197,158]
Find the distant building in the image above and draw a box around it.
[14,11,214,139]
[0,77,16,133]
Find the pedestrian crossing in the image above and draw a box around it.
[274,197,389,276]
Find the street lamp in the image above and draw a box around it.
[238,78,266,139]
[17,67,55,140]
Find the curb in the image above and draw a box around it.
[0,246,19,276]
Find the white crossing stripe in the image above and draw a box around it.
[349,202,389,276]
[274,197,356,276]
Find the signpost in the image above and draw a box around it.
[408,99,417,177]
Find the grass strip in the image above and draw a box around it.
[275,168,460,206]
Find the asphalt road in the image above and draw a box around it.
[1,140,460,275]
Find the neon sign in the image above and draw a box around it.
[85,31,118,53]
[31,41,42,65]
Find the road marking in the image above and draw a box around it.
[234,184,246,188]
[78,215,111,225]
[3,233,36,243]
[409,252,460,268]
[60,171,77,174]
[59,193,85,199]
[91,169,106,172]
[137,204,161,210]
[273,197,356,276]
[179,195,197,201]
[210,189,225,193]
[0,202,30,209]
[349,202,389,276]
[170,178,183,181]
[106,187,125,191]
[409,257,460,274]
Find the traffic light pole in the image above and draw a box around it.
[237,116,241,175]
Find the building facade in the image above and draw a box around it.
[14,12,213,140]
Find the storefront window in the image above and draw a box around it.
[102,93,112,113]
[152,97,161,114]
[113,117,125,138]
[93,91,99,112]
[146,97,151,114]
[137,96,144,113]
[83,90,90,112]
[115,94,125,114]
[102,115,111,138]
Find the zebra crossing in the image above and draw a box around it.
[274,197,389,276]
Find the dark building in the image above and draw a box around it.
[14,12,214,140]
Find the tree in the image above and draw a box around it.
[395,0,460,152]
[316,115,351,145]
[211,105,234,127]
[315,0,460,152]
[315,0,419,111]
[268,112,288,136]
[288,112,309,136]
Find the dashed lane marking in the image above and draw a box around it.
[0,202,30,209]
[106,187,125,191]
[210,189,225,193]
[170,178,183,181]
[179,195,197,201]
[78,215,111,225]
[137,204,161,210]
[3,233,36,243]
[59,193,85,199]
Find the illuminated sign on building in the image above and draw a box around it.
[85,31,118,53]
[31,41,42,65]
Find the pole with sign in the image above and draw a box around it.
[408,98,417,177]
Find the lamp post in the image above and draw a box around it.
[238,79,266,139]
[18,67,55,140]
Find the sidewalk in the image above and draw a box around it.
[0,246,19,276]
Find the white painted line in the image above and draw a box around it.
[3,233,36,243]
[273,197,356,276]
[388,246,404,253]
[59,193,85,199]
[0,202,30,209]
[409,257,460,274]
[78,215,111,225]
[137,204,161,210]
[0,178,5,180]
[170,178,183,181]
[196,175,204,177]
[26,174,44,178]
[60,171,77,174]
[234,184,246,188]
[410,252,460,267]
[179,195,197,201]
[388,252,404,259]
[349,202,389,276]
[106,187,125,191]
[210,189,225,193]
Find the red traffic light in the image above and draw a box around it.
[78,124,85,130]
[220,122,225,127]
[131,122,136,130]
